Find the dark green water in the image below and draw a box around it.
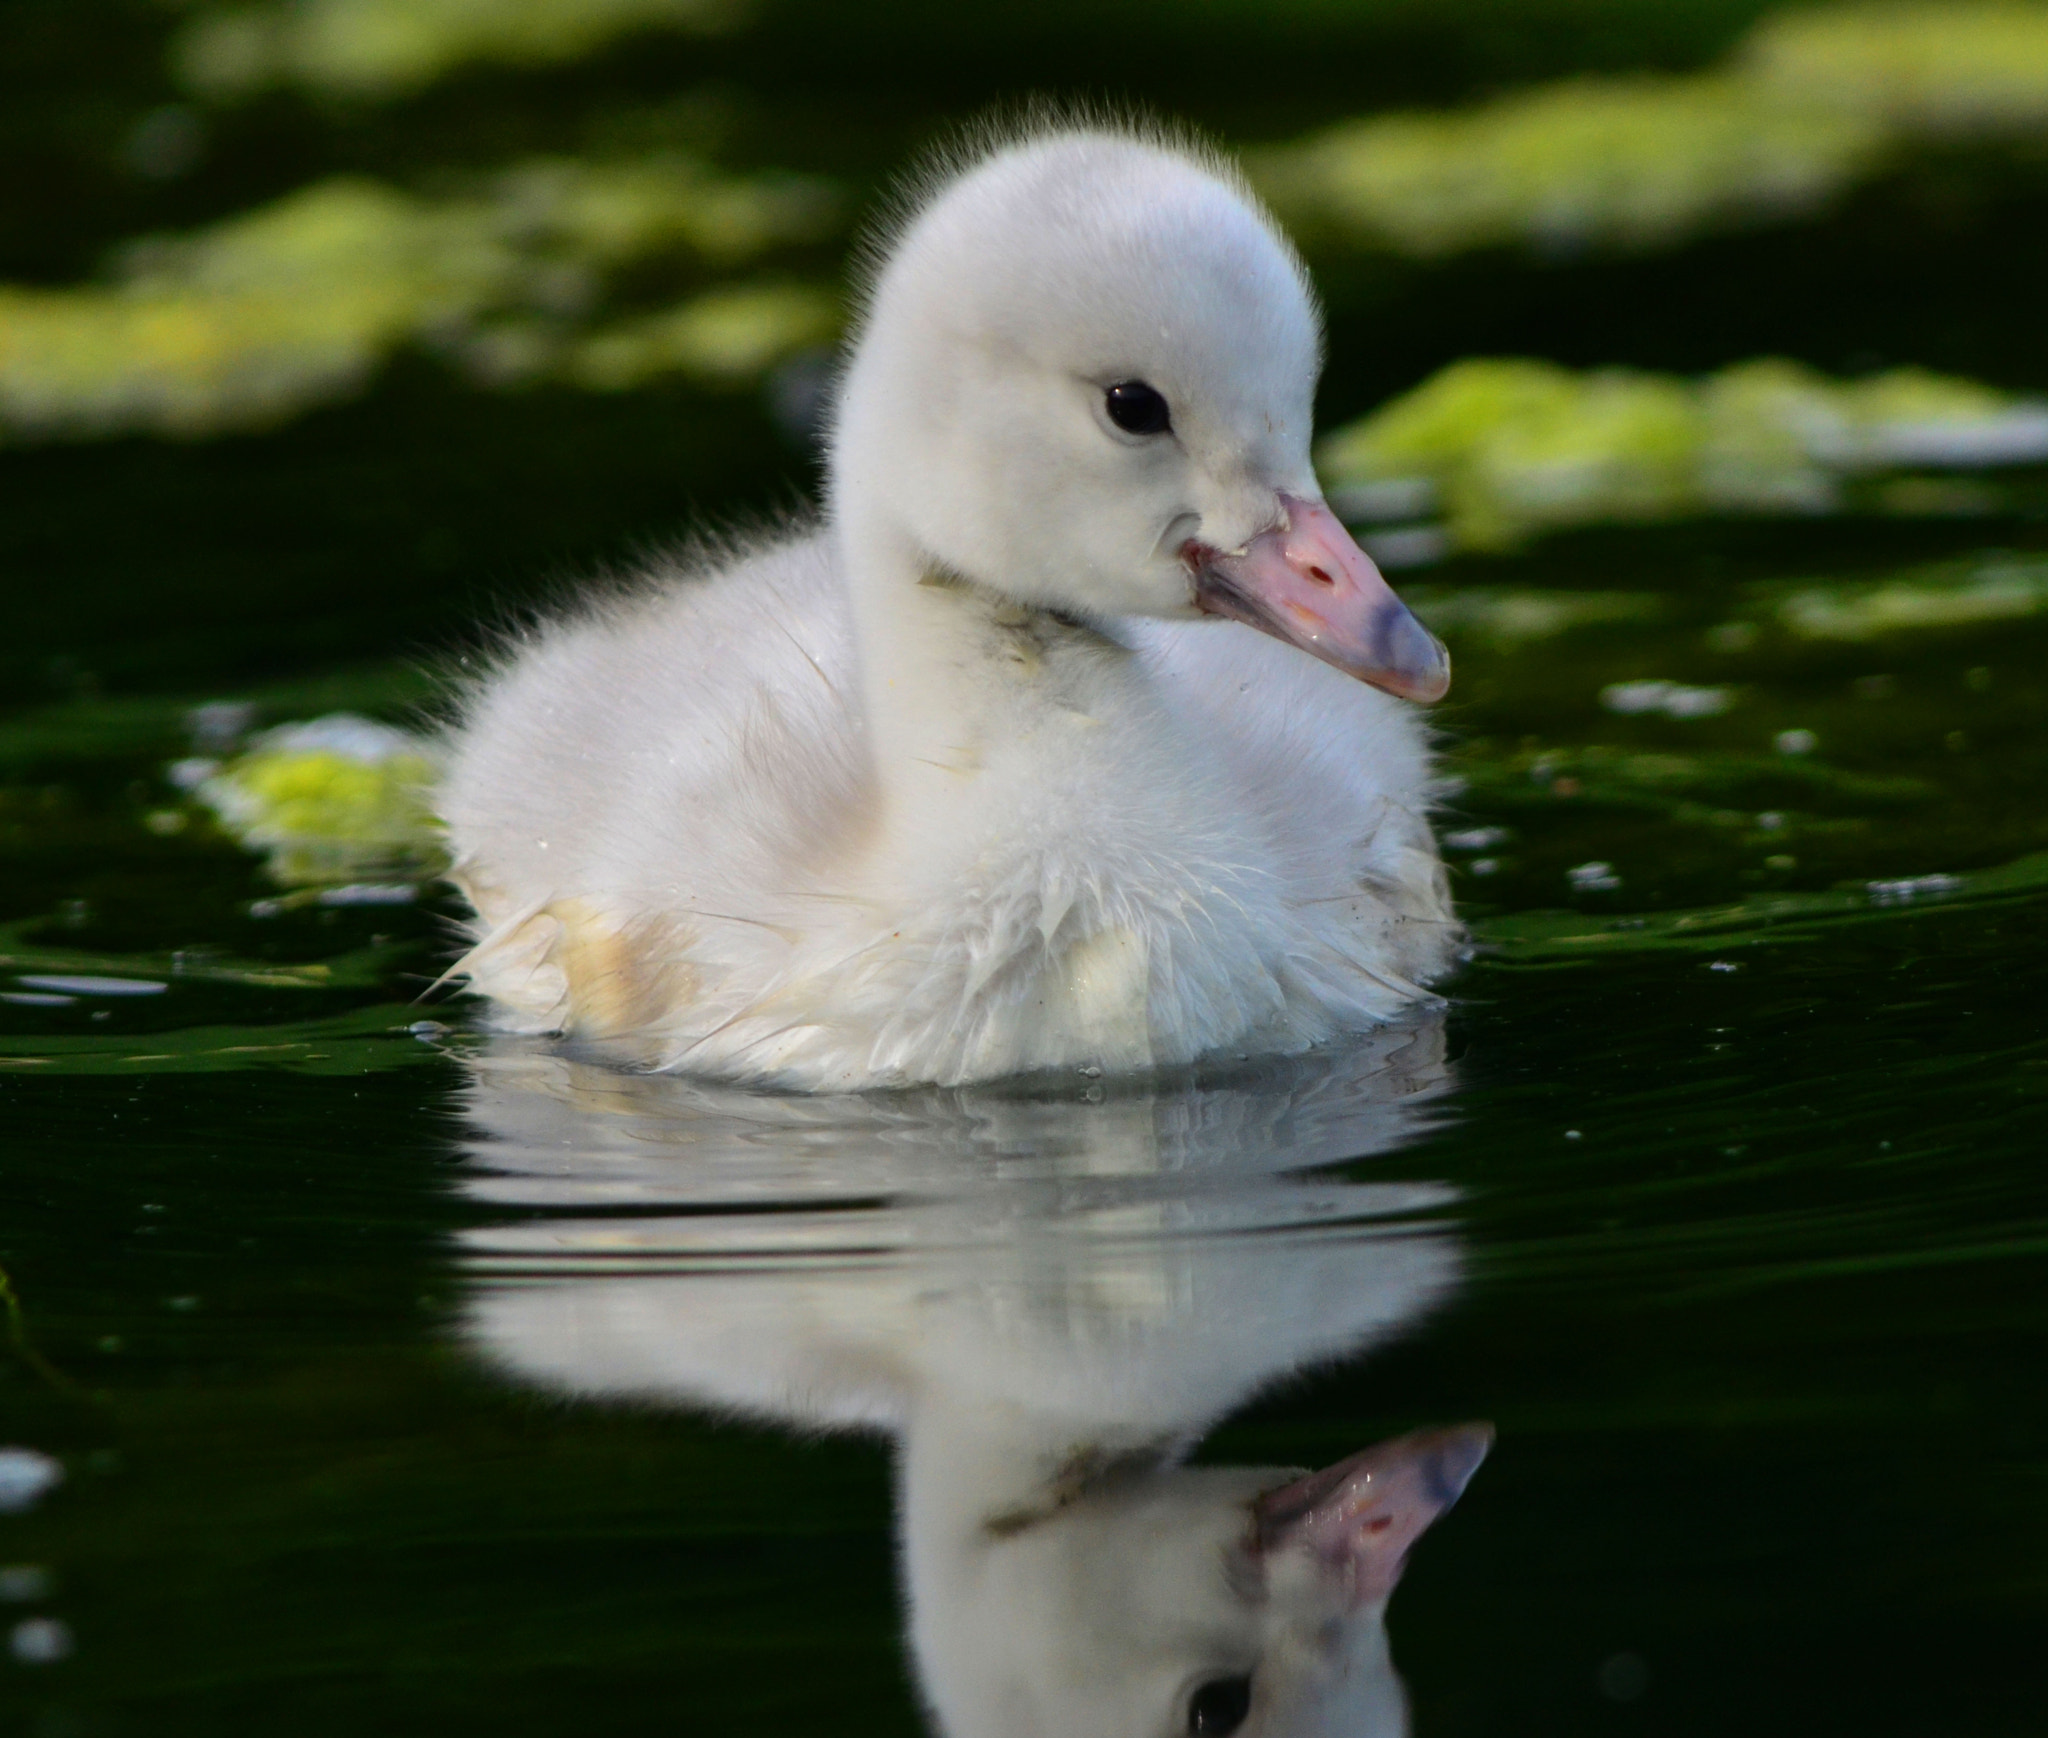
[3,823,2044,1735]
[5,4,2048,1733]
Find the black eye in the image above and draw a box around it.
[1188,1674,1253,1734]
[1105,379,1172,436]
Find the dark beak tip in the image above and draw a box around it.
[1409,624,1452,691]
[1376,612,1450,704]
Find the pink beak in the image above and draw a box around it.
[1189,495,1450,703]
[1253,1423,1492,1607]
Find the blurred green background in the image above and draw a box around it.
[5,0,2047,704]
[6,0,2048,925]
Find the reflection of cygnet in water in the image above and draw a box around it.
[453,1016,1487,1736]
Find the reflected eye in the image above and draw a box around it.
[1105,379,1172,436]
[1187,1674,1253,1734]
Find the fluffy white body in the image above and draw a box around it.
[439,127,1457,1090]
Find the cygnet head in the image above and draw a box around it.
[831,127,1449,703]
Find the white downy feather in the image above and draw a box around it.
[439,126,1457,1089]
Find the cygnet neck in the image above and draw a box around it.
[899,1387,1186,1538]
[831,490,1126,834]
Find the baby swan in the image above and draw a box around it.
[439,126,1458,1090]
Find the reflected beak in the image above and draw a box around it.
[1253,1422,1492,1607]
[1189,495,1450,703]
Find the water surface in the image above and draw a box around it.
[3,713,2042,1732]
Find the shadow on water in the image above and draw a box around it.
[453,1016,1480,1737]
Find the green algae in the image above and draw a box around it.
[1259,4,2048,263]
[1324,360,1699,550]
[1321,358,2048,551]
[1256,74,1883,259]
[1763,556,2048,639]
[189,714,445,886]
[12,4,2048,451]
[1742,2,2048,135]
[0,179,468,441]
[0,157,840,442]
[172,0,747,103]
[567,280,839,391]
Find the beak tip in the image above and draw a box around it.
[1423,1422,1494,1508]
[1376,645,1451,705]
[1393,626,1452,705]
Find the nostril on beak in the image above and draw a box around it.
[1306,564,1335,587]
